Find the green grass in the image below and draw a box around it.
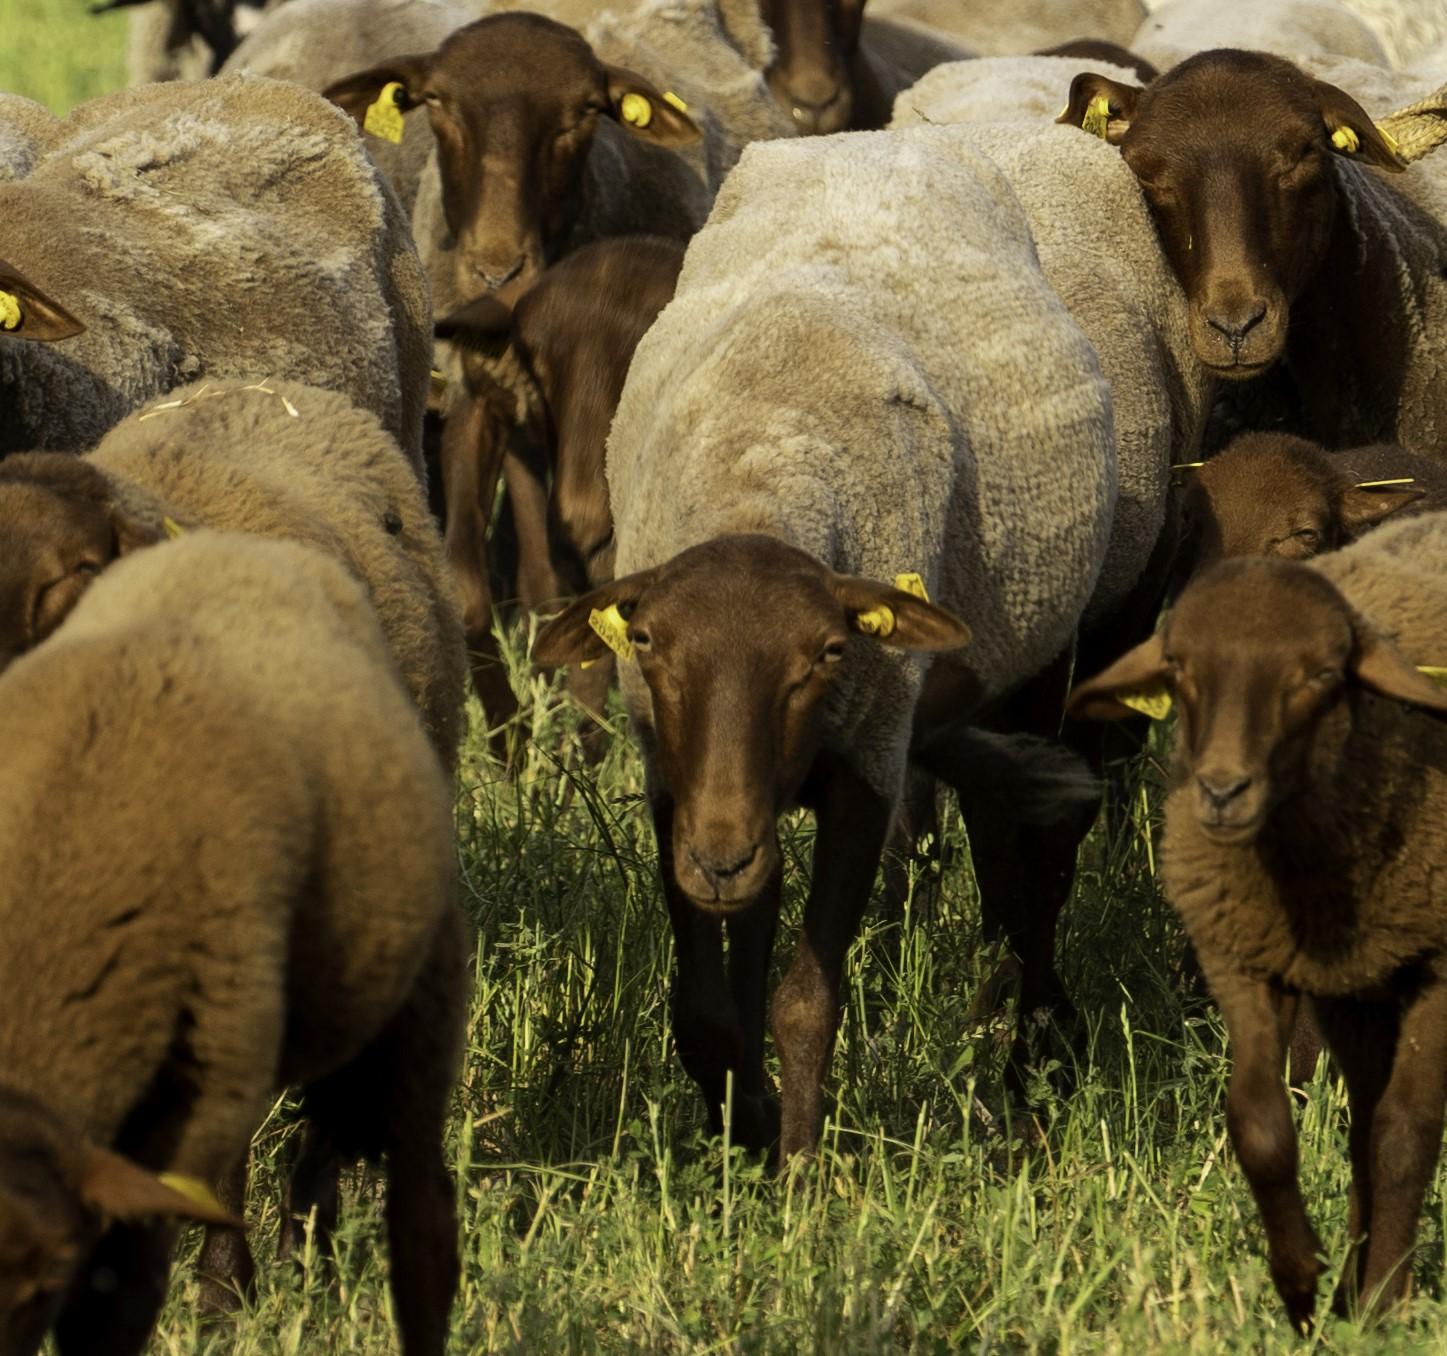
[11,16,1447,1355]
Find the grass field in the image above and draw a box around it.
[8,8,1447,1354]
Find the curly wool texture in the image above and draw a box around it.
[892,58,1214,625]
[0,530,459,1168]
[1161,515,1447,996]
[868,0,1146,55]
[86,380,467,765]
[1132,0,1390,70]
[0,77,432,467]
[608,128,1116,801]
[0,94,57,183]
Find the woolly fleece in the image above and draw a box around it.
[893,57,1214,624]
[868,0,1146,55]
[87,379,467,764]
[0,94,57,183]
[0,530,457,1173]
[607,127,1116,801]
[0,76,432,465]
[1132,0,1390,70]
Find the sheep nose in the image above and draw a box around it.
[1206,304,1267,351]
[688,843,759,888]
[473,257,525,291]
[1197,771,1252,810]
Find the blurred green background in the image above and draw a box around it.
[0,0,129,111]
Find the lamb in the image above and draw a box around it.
[1057,49,1447,449]
[0,529,464,1356]
[437,236,684,746]
[1180,431,1447,570]
[533,126,1117,1158]
[0,379,467,764]
[1067,514,1447,1324]
[0,76,433,468]
[1130,0,1391,71]
[868,0,1147,55]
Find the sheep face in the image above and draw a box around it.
[534,534,969,912]
[0,1089,239,1356]
[324,14,700,304]
[1184,433,1423,568]
[0,455,157,670]
[1068,558,1447,843]
[0,259,84,342]
[757,0,866,135]
[1059,50,1404,378]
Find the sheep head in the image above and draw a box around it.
[1067,557,1447,843]
[0,1088,239,1356]
[757,0,867,135]
[0,455,160,670]
[324,14,700,306]
[1058,49,1405,378]
[533,534,968,911]
[0,259,84,343]
[1182,433,1424,569]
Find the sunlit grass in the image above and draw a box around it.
[0,0,128,113]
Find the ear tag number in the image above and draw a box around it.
[0,290,20,331]
[364,82,406,143]
[588,604,634,661]
[1117,684,1173,720]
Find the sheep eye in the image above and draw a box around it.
[629,629,652,653]
[1293,528,1321,545]
[74,560,101,576]
[819,640,846,664]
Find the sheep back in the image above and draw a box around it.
[88,380,466,763]
[0,76,432,467]
[608,127,1116,800]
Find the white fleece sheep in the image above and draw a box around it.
[1132,0,1390,69]
[0,76,433,467]
[869,0,1146,55]
[607,126,1117,800]
[892,56,1215,624]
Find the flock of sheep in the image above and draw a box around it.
[4,0,1447,1348]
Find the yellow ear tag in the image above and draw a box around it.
[1355,478,1415,488]
[162,516,185,540]
[1331,125,1360,154]
[1081,94,1111,140]
[157,1173,227,1216]
[1116,684,1173,720]
[363,82,406,143]
[1378,124,1400,156]
[620,92,653,128]
[1417,666,1447,690]
[588,604,634,661]
[893,572,929,602]
[855,605,896,638]
[662,90,688,113]
[1171,461,1204,472]
[0,290,20,331]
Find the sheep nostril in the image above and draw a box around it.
[1197,773,1252,810]
[1206,305,1268,349]
[689,844,759,884]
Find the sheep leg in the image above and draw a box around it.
[277,1120,342,1264]
[772,758,891,1162]
[567,655,615,764]
[440,391,517,746]
[503,449,564,613]
[654,797,751,1139]
[726,896,782,1150]
[196,1154,254,1312]
[1209,964,1322,1329]
[1351,976,1447,1315]
[55,1222,175,1356]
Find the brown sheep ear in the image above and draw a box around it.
[831,574,971,652]
[322,55,431,132]
[1067,631,1172,721]
[1314,79,1408,172]
[533,568,659,668]
[78,1146,244,1229]
[0,259,85,342]
[1057,72,1141,144]
[1335,483,1424,536]
[1352,627,1447,714]
[604,67,702,147]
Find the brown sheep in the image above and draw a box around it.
[1058,49,1447,448]
[0,530,464,1356]
[1068,523,1447,1325]
[1180,431,1442,569]
[436,235,684,743]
